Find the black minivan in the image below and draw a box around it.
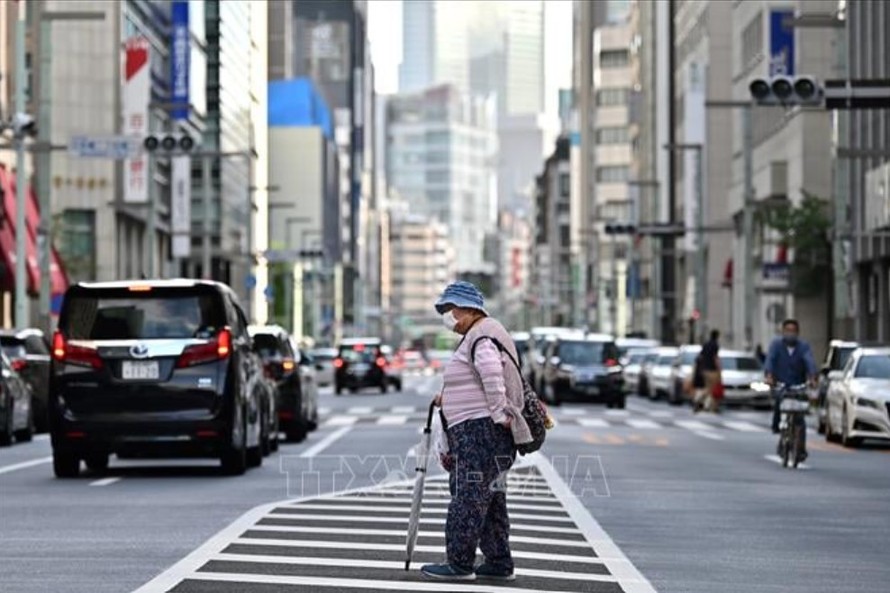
[49,280,265,477]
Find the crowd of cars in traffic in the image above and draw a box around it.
[508,328,890,449]
[2,282,888,477]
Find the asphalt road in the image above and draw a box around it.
[1,373,889,593]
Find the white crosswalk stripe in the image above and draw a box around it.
[577,418,611,428]
[625,418,661,430]
[133,458,657,593]
[722,420,768,433]
[376,415,409,425]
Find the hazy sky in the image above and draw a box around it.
[367,0,574,118]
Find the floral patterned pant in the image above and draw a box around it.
[445,417,516,572]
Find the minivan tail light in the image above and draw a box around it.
[605,358,619,367]
[177,328,232,369]
[10,359,27,372]
[333,358,344,369]
[52,331,104,369]
[376,357,387,368]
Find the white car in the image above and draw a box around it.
[668,345,701,405]
[825,348,890,448]
[623,348,656,395]
[718,350,771,408]
[309,347,338,387]
[649,347,679,400]
[617,338,660,364]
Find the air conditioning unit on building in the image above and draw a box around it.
[865,162,890,232]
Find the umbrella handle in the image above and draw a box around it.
[424,400,437,432]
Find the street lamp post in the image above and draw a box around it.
[628,180,661,339]
[664,143,706,340]
[13,8,28,329]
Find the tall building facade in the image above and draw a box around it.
[387,213,454,344]
[385,84,497,275]
[672,0,734,344]
[728,1,839,356]
[400,0,470,94]
[846,0,890,342]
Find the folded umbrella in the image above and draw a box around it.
[405,400,438,571]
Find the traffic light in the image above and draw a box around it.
[749,75,822,106]
[143,133,196,154]
[604,223,637,235]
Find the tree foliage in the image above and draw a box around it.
[760,192,831,297]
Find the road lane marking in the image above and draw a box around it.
[89,477,121,487]
[721,420,767,432]
[324,415,359,427]
[347,406,373,415]
[390,406,416,414]
[604,409,631,417]
[674,419,713,431]
[693,430,725,440]
[626,419,661,429]
[648,410,674,418]
[604,434,625,445]
[560,407,587,416]
[255,518,581,535]
[300,426,352,458]
[578,417,610,428]
[0,456,52,476]
[763,454,811,470]
[268,511,575,524]
[34,434,50,441]
[317,407,331,416]
[215,551,609,569]
[376,415,408,425]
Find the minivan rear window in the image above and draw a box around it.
[62,290,226,340]
[0,338,26,359]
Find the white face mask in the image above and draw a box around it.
[442,310,458,332]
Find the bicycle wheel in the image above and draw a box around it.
[781,425,791,468]
[791,421,801,468]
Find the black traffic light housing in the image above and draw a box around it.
[604,223,637,235]
[143,134,196,153]
[749,75,822,106]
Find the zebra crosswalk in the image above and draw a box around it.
[315,405,785,438]
[134,456,657,593]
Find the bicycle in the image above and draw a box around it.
[775,383,812,469]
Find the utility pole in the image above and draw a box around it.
[742,106,755,349]
[202,154,212,279]
[14,10,28,329]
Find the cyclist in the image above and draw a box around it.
[764,319,818,458]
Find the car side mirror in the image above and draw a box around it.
[827,370,843,382]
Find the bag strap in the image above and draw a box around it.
[470,335,522,376]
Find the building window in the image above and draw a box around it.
[559,173,570,197]
[596,88,629,106]
[741,12,763,69]
[426,130,451,145]
[426,171,450,184]
[599,49,629,69]
[596,127,629,144]
[596,166,629,183]
[60,209,96,280]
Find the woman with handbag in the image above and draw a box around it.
[421,281,532,583]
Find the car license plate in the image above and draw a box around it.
[351,364,370,374]
[586,386,599,395]
[122,360,160,380]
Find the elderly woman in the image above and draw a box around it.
[421,281,531,582]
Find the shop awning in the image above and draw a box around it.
[0,165,69,298]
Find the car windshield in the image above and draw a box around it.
[339,345,380,363]
[558,341,619,365]
[854,355,890,379]
[62,290,226,340]
[835,347,857,370]
[628,353,646,364]
[657,355,676,365]
[0,339,26,359]
[311,350,336,362]
[720,356,762,371]
[253,334,288,359]
[680,350,700,365]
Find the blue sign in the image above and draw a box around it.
[245,274,257,290]
[769,10,795,76]
[170,1,190,120]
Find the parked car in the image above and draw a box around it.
[623,348,656,395]
[527,327,584,392]
[511,331,531,376]
[0,352,34,446]
[816,340,859,434]
[541,334,625,408]
[309,347,338,387]
[649,347,680,400]
[0,328,50,432]
[825,347,890,447]
[49,280,265,478]
[669,345,702,405]
[637,350,660,397]
[249,325,317,444]
[616,338,660,364]
[426,349,452,373]
[718,350,771,408]
[380,345,404,391]
[335,338,389,394]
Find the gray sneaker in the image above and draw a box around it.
[475,563,516,581]
[421,563,476,581]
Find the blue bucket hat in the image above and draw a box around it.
[434,281,489,316]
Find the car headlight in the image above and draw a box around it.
[751,381,771,393]
[856,397,880,409]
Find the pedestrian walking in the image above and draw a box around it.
[421,281,532,582]
[698,330,722,413]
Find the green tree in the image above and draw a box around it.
[760,192,831,297]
